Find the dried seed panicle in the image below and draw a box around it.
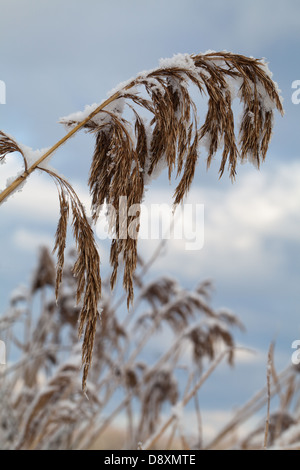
[61,51,283,309]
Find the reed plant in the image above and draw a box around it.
[0,51,283,390]
[1,247,299,450]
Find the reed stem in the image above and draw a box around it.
[0,90,124,205]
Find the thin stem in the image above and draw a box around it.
[142,349,230,450]
[0,89,127,205]
[165,423,178,450]
[205,366,292,450]
[263,344,272,449]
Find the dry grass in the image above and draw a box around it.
[0,52,283,388]
[0,246,242,450]
[1,248,300,450]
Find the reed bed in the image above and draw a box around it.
[0,52,283,390]
[0,247,240,449]
[1,247,299,450]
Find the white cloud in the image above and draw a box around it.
[2,154,299,294]
[136,161,300,286]
[0,157,58,221]
[234,347,264,365]
[199,409,260,445]
[13,228,53,253]
[110,405,258,446]
[0,156,91,222]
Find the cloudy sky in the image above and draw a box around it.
[1,0,300,431]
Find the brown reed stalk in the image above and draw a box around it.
[142,349,231,450]
[264,343,273,449]
[0,52,283,388]
[205,366,293,450]
[3,247,300,450]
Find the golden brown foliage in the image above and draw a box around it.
[0,248,241,450]
[0,52,283,387]
[62,52,283,311]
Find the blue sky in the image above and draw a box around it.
[1,0,300,432]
